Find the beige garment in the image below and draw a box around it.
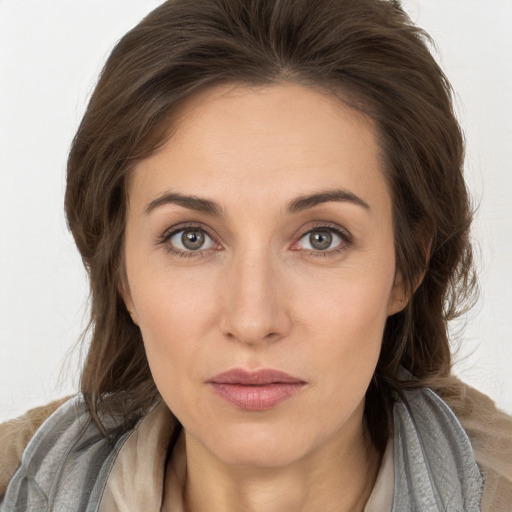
[363,436,394,512]
[99,401,394,512]
[452,384,512,511]
[1,379,511,509]
[99,383,512,511]
[0,396,71,497]
[98,402,175,511]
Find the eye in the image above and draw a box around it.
[295,227,348,253]
[168,228,216,252]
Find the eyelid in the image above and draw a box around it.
[157,222,222,256]
[157,220,352,258]
[170,228,216,251]
[290,222,352,254]
[160,222,216,241]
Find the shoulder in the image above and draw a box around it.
[0,396,72,497]
[451,381,512,511]
[0,394,142,510]
[391,375,512,511]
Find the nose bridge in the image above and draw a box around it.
[220,243,289,344]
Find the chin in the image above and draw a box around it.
[197,422,317,468]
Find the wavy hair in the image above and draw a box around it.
[65,0,476,450]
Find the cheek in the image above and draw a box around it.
[301,260,394,341]
[312,290,387,376]
[305,308,384,431]
[298,259,395,386]
[128,266,219,382]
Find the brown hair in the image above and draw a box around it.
[65,0,476,450]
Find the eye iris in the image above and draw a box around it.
[310,230,332,250]
[182,229,205,250]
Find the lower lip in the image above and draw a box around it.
[209,383,305,411]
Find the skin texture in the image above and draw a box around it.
[122,83,405,512]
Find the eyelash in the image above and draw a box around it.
[294,222,352,257]
[156,223,218,258]
[156,222,352,259]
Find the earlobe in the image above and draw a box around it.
[388,237,431,316]
[387,294,408,316]
[387,271,409,316]
[388,262,428,316]
[127,308,139,326]
[118,279,139,326]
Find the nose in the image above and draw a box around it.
[219,252,292,346]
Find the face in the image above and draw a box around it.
[122,83,404,468]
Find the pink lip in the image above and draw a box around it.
[207,369,306,411]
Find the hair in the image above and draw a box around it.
[65,0,476,450]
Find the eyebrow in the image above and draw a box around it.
[287,189,370,213]
[145,192,224,216]
[144,188,370,216]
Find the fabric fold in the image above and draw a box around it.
[392,388,483,511]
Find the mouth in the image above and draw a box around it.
[207,368,307,411]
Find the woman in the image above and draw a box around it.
[1,0,511,510]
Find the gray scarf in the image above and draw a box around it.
[1,386,483,511]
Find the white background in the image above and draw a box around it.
[1,0,511,421]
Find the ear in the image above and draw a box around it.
[387,261,429,316]
[387,271,408,316]
[388,236,431,316]
[118,277,139,326]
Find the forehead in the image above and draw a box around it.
[129,83,390,215]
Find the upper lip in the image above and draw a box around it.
[207,368,305,385]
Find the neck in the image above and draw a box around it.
[175,415,381,512]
